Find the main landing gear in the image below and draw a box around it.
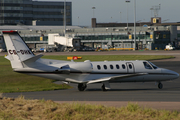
[78,83,87,91]
[158,82,163,89]
[101,84,107,91]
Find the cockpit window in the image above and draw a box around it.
[143,62,152,69]
[148,62,158,69]
[90,63,93,69]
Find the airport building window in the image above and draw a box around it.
[97,65,101,70]
[116,64,120,69]
[122,64,126,69]
[110,65,113,69]
[103,65,107,70]
[76,34,136,41]
[143,62,152,69]
[178,34,180,38]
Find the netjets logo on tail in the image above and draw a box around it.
[9,50,32,55]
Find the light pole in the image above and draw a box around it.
[78,16,79,26]
[125,0,130,29]
[150,8,153,18]
[134,0,136,50]
[92,7,96,18]
[120,12,121,23]
[64,0,66,36]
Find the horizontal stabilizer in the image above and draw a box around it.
[5,55,10,60]
[23,54,43,63]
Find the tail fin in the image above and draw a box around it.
[3,31,35,69]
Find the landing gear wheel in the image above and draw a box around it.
[158,82,163,89]
[101,84,107,91]
[78,83,87,91]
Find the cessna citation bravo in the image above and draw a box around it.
[2,31,179,91]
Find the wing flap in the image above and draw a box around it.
[65,78,83,84]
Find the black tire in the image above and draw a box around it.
[101,84,107,91]
[158,83,163,89]
[78,83,86,91]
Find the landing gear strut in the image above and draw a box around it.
[101,84,107,91]
[78,83,87,91]
[158,82,163,89]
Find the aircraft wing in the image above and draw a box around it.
[87,73,147,84]
[65,73,147,84]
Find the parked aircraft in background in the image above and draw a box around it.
[2,31,179,91]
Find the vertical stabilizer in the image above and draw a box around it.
[3,31,35,69]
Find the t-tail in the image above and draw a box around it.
[3,31,38,69]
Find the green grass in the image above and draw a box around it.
[0,55,174,93]
[42,55,174,61]
[0,96,179,120]
[0,56,71,93]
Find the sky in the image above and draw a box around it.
[37,0,180,26]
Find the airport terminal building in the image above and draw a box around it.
[0,25,180,51]
[0,0,72,25]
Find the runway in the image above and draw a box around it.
[2,51,180,110]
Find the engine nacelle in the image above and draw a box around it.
[69,62,93,73]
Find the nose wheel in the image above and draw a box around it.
[158,82,163,89]
[78,83,87,91]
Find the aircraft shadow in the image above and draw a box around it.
[85,88,159,92]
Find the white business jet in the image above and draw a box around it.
[2,31,179,91]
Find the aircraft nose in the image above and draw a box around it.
[162,69,179,79]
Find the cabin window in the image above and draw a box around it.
[116,64,120,69]
[129,64,132,69]
[104,65,107,69]
[97,65,101,70]
[122,64,126,69]
[143,62,152,69]
[110,65,113,69]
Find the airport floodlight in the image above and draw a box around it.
[125,0,130,29]
[125,0,130,3]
